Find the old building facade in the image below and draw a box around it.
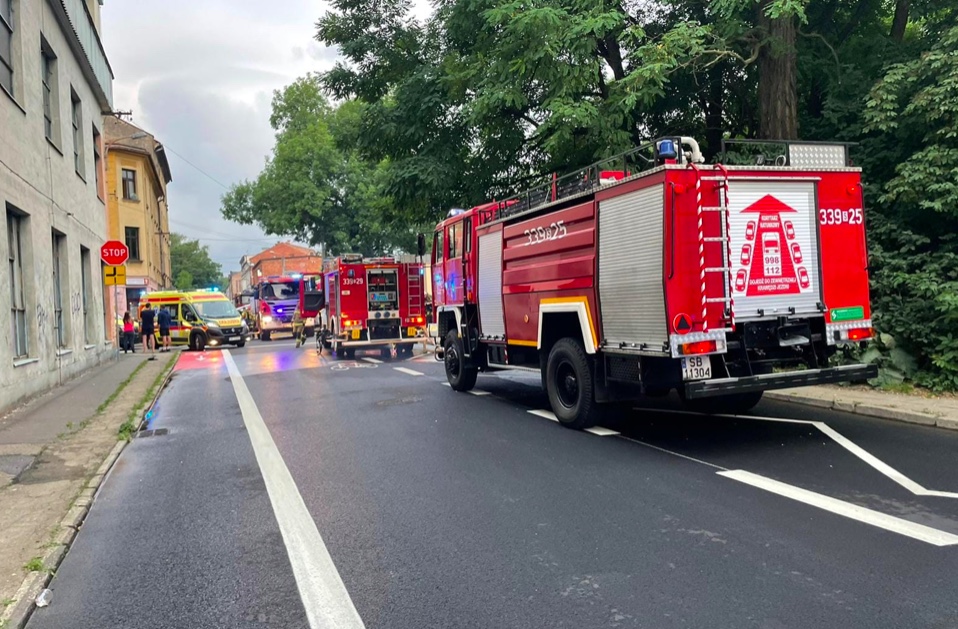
[103,116,172,316]
[0,0,114,411]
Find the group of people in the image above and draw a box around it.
[121,303,173,360]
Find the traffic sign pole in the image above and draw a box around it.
[101,241,129,354]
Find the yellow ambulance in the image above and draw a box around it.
[140,290,251,351]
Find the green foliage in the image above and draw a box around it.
[220,75,419,256]
[312,0,958,389]
[170,234,222,290]
[861,26,958,390]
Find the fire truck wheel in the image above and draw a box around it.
[260,330,271,342]
[681,391,764,415]
[343,347,356,360]
[546,338,601,430]
[444,331,478,391]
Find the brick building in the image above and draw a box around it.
[249,242,322,282]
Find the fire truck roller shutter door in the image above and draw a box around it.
[477,232,506,338]
[597,184,669,350]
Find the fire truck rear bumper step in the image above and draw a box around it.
[683,364,878,399]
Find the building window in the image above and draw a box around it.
[121,168,137,200]
[71,90,83,177]
[52,231,67,348]
[124,226,140,261]
[92,125,103,199]
[8,208,28,358]
[80,245,92,343]
[40,39,59,146]
[0,0,13,96]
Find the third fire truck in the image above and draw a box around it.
[320,254,428,359]
[430,137,878,429]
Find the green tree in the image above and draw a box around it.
[220,76,418,256]
[170,233,222,290]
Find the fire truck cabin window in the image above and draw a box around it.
[433,231,443,264]
[448,222,462,259]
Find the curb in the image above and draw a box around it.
[764,391,957,431]
[0,354,178,629]
[135,354,179,432]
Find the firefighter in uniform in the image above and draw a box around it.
[292,306,306,348]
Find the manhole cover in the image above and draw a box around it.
[136,428,169,439]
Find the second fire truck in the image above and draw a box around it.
[430,137,878,429]
[319,254,428,359]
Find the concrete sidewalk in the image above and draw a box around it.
[767,385,958,430]
[0,351,176,627]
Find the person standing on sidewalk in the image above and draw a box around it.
[122,312,136,353]
[140,302,157,360]
[157,307,172,353]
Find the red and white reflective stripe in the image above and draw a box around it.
[689,162,707,332]
[715,163,735,329]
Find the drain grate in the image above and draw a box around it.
[136,428,169,439]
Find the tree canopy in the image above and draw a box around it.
[309,0,958,387]
[220,76,420,256]
[170,233,223,290]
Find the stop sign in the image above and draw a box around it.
[100,240,129,266]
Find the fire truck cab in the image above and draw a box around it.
[320,254,427,359]
[431,137,877,429]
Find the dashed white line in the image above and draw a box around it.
[528,409,559,422]
[585,426,621,436]
[469,390,491,396]
[719,469,958,547]
[440,382,451,387]
[394,367,425,377]
[361,357,382,364]
[222,351,365,629]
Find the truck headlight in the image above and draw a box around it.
[262,316,273,324]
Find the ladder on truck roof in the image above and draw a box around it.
[690,164,736,332]
[406,266,424,318]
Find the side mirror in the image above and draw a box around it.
[417,233,427,258]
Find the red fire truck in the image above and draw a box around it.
[430,137,878,429]
[320,254,428,359]
[252,274,322,341]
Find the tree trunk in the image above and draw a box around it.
[890,0,909,42]
[704,64,724,158]
[757,3,798,140]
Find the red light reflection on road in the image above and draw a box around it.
[174,351,225,371]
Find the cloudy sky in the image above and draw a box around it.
[101,0,430,274]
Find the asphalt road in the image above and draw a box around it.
[27,339,958,629]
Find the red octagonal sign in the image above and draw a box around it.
[100,240,129,266]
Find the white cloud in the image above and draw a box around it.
[101,0,435,270]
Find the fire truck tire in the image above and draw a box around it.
[546,338,601,430]
[444,331,478,391]
[681,390,764,415]
[381,347,392,360]
[260,330,271,342]
[343,347,356,360]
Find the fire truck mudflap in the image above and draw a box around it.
[430,137,878,427]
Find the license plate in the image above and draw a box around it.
[407,327,417,337]
[229,336,241,342]
[681,356,711,381]
[351,329,361,340]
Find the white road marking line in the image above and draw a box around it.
[528,409,559,422]
[394,367,424,377]
[585,426,621,436]
[223,352,365,629]
[361,357,382,364]
[718,469,958,547]
[440,382,451,387]
[469,390,491,396]
[647,407,958,500]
